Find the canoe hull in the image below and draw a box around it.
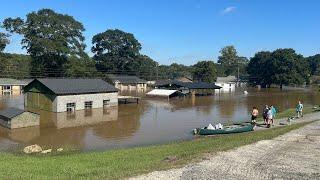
[197,124,254,135]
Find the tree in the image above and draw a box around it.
[92,29,141,71]
[271,49,309,88]
[192,61,217,83]
[92,29,158,80]
[247,51,272,87]
[218,45,238,76]
[2,9,86,77]
[158,63,193,80]
[247,49,310,88]
[0,53,31,78]
[306,54,320,75]
[63,56,99,78]
[0,32,10,52]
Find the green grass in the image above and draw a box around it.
[0,121,315,179]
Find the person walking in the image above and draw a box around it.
[251,107,259,126]
[296,101,304,118]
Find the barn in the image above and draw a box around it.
[23,78,118,113]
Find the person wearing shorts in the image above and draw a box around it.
[251,107,259,126]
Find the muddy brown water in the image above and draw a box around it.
[0,88,319,152]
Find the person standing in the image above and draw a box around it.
[296,101,304,118]
[270,105,277,125]
[251,107,259,126]
[267,107,273,128]
[263,105,269,125]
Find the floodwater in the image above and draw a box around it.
[0,87,319,152]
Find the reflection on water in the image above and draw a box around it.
[0,88,319,151]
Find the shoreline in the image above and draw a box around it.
[0,110,319,179]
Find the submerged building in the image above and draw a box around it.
[108,75,147,92]
[155,80,221,96]
[24,78,118,113]
[0,108,40,129]
[0,78,30,95]
[215,76,237,93]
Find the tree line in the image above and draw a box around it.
[1,8,319,87]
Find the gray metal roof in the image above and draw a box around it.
[108,75,147,84]
[27,78,118,95]
[0,78,28,86]
[155,80,221,89]
[0,108,24,120]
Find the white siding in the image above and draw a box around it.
[53,92,118,112]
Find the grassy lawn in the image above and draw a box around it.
[0,121,315,179]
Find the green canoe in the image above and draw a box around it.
[194,124,254,135]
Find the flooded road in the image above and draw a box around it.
[0,88,319,152]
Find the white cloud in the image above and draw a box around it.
[221,6,236,15]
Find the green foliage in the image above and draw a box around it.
[248,49,310,87]
[0,32,10,52]
[92,29,158,80]
[192,61,217,83]
[218,45,238,76]
[63,56,99,78]
[306,54,320,76]
[158,63,193,80]
[3,9,86,77]
[0,53,31,78]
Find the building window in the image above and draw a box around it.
[3,86,11,91]
[84,101,93,109]
[66,103,76,112]
[103,99,110,108]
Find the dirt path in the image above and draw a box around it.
[132,116,320,180]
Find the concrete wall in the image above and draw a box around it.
[53,92,118,112]
[0,112,40,129]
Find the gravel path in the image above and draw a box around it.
[131,113,320,180]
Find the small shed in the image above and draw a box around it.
[0,108,40,129]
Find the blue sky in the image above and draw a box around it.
[1,0,320,65]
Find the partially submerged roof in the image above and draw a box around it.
[155,80,221,89]
[0,108,24,120]
[216,76,237,83]
[24,78,118,95]
[0,78,28,86]
[108,75,147,84]
[147,89,179,97]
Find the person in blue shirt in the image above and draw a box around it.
[270,105,277,125]
[296,101,304,118]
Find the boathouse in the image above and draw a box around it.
[24,78,118,113]
[155,80,221,95]
[108,75,147,92]
[0,108,40,129]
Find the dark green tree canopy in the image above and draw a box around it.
[3,9,86,57]
[218,45,238,76]
[92,29,141,57]
[248,49,309,87]
[306,54,320,76]
[0,32,10,52]
[192,61,217,83]
[2,9,86,76]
